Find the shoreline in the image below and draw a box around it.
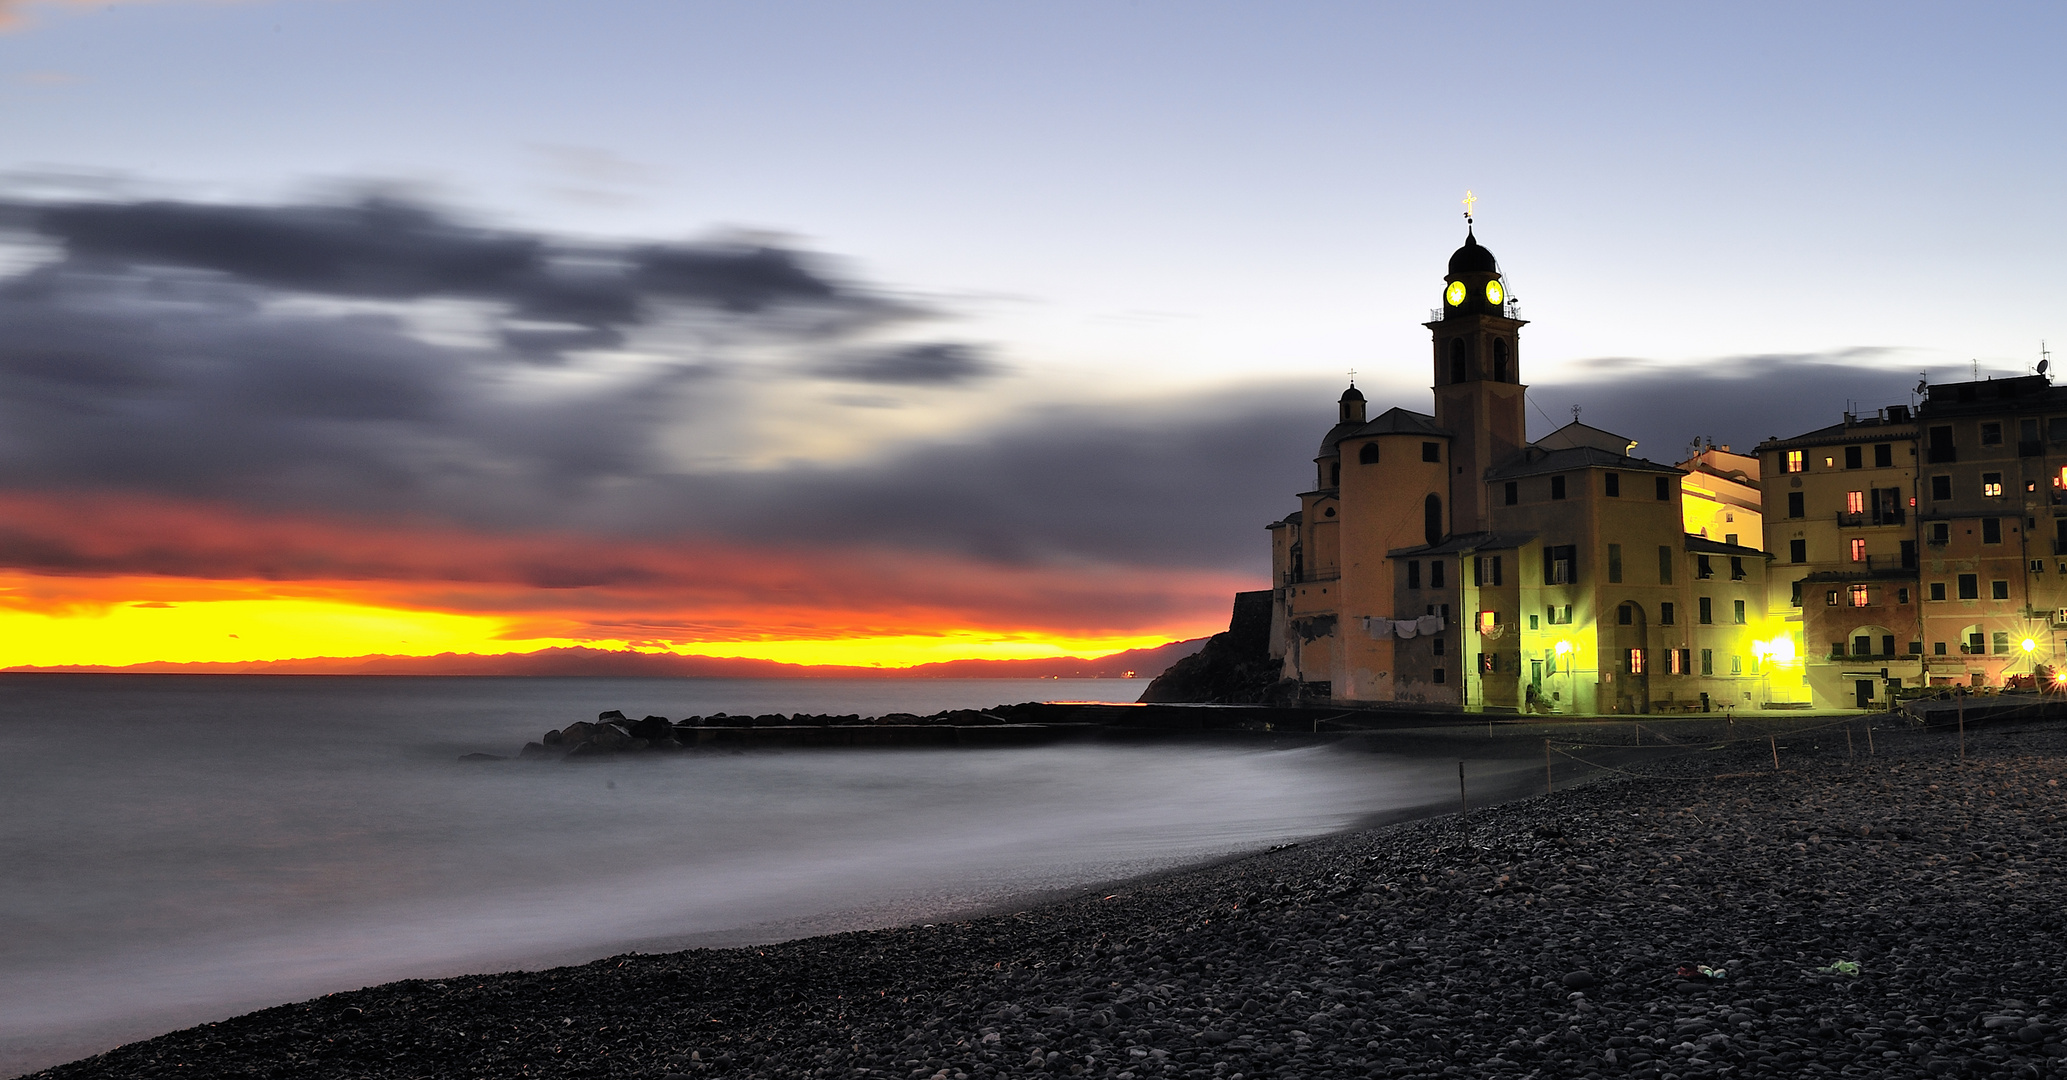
[27,713,2067,1080]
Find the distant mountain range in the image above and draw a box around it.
[6,639,1208,680]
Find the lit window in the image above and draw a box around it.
[1983,473,2004,497]
[1477,610,1497,633]
[1627,648,1645,674]
[1845,490,1864,514]
[1850,538,1866,562]
[1730,655,1742,675]
[1785,450,1804,473]
[1850,584,1869,607]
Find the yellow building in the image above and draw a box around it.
[1268,228,1793,713]
[1678,445,1763,550]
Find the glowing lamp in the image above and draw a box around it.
[1555,640,1572,656]
[1768,635,1796,665]
[2023,638,2038,654]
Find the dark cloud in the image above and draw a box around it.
[6,196,904,344]
[815,342,998,384]
[1532,352,1928,461]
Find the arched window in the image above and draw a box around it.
[1493,339,1509,382]
[1448,339,1467,384]
[1424,493,1443,547]
[1329,462,1341,487]
[1358,442,1380,465]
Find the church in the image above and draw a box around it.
[1265,226,1790,713]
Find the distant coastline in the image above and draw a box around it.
[1,639,1206,679]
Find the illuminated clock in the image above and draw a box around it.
[1445,281,1466,306]
[1485,280,1505,305]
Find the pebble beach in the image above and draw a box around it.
[24,712,2067,1080]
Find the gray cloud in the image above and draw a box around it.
[815,342,998,384]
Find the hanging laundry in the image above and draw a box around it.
[1394,620,1419,639]
[1417,613,1444,635]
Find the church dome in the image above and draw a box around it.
[1339,385,1365,402]
[1447,228,1498,276]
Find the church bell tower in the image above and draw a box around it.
[1426,217,1528,536]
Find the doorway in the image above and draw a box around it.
[1854,679,1874,708]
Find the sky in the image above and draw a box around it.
[0,0,2061,667]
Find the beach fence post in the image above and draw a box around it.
[1866,722,1875,756]
[1458,760,1467,813]
[1634,722,1641,746]
[1958,697,1966,761]
[1847,725,1855,759]
[1770,733,1781,771]
[1544,738,1553,794]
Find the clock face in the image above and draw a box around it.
[1485,280,1505,305]
[1445,281,1466,307]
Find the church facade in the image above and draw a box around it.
[1266,229,1796,713]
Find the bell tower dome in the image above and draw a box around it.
[1426,219,1529,536]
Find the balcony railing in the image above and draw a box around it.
[1837,510,1905,528]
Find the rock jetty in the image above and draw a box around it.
[32,715,2067,1080]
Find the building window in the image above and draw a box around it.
[1850,538,1866,562]
[1528,613,1539,629]
[1607,543,1623,583]
[1666,649,1684,675]
[1730,556,1746,580]
[1605,472,1620,497]
[1789,538,1806,563]
[1504,481,1518,505]
[1626,648,1645,674]
[1898,587,1910,604]
[1929,521,1950,545]
[1698,597,1713,624]
[1983,473,2004,497]
[1550,475,1566,500]
[1431,635,1445,655]
[1785,450,1804,473]
[1473,555,1503,586]
[1697,554,1713,579]
[1991,579,2010,600]
[1544,545,1576,585]
[1479,652,1497,674]
[1494,339,1508,381]
[1617,603,1633,625]
[1432,667,1446,684]
[1787,492,1804,518]
[1934,641,1947,655]
[1982,422,2003,445]
[1791,580,1803,607]
[1700,648,1713,675]
[1992,631,2010,654]
[1734,599,1747,624]
[1958,573,1978,599]
[1983,517,2002,544]
[1826,590,1839,605]
[1358,442,1380,465]
[1930,582,1946,600]
[1422,441,1441,462]
[1875,443,1893,467]
[1850,584,1869,607]
[1845,490,1865,514]
[1658,545,1674,584]
[1660,601,1675,625]
[1430,560,1445,589]
[1845,445,1863,469]
[1407,561,1421,589]
[1931,475,1951,500]
[1655,476,1669,500]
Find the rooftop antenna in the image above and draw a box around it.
[1973,358,1980,381]
[2041,341,2052,378]
[1571,404,1581,424]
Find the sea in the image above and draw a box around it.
[0,675,1463,1076]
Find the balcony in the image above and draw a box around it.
[1837,510,1905,528]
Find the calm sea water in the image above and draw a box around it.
[0,676,1456,1076]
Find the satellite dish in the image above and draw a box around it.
[1914,380,1928,394]
[2040,358,2051,376]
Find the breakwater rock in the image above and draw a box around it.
[505,702,1462,760]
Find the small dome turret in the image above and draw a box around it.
[1447,227,1499,275]
[1338,384,1366,423]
